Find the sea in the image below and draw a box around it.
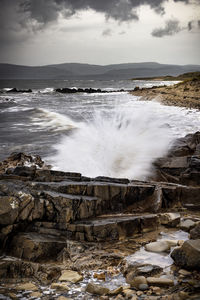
[1,79,200,180]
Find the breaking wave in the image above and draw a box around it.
[50,105,174,180]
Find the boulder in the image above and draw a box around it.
[180,219,196,232]
[171,239,200,269]
[190,223,200,239]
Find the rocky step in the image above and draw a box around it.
[64,213,159,242]
[34,181,181,214]
[7,232,67,262]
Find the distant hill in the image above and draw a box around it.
[0,62,200,80]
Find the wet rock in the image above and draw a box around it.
[6,88,32,93]
[85,282,110,295]
[30,292,42,298]
[178,269,191,276]
[51,282,70,291]
[159,213,180,227]
[138,283,148,291]
[108,286,123,295]
[133,265,162,277]
[126,275,147,289]
[15,282,38,291]
[58,270,83,283]
[171,239,200,269]
[180,219,196,232]
[145,241,171,253]
[190,222,200,239]
[8,232,67,261]
[146,277,174,287]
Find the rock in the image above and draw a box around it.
[178,269,191,276]
[123,288,136,299]
[57,297,72,300]
[51,282,70,291]
[171,239,200,269]
[178,291,190,299]
[190,222,200,239]
[126,275,147,289]
[6,293,18,300]
[150,286,162,295]
[15,282,38,291]
[30,292,42,298]
[85,282,110,295]
[180,219,196,232]
[138,283,148,291]
[58,270,83,283]
[108,286,123,295]
[159,213,180,227]
[145,240,175,253]
[146,277,174,287]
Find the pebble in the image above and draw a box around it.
[139,284,148,291]
[147,277,174,287]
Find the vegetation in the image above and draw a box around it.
[131,71,200,81]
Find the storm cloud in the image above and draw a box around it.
[151,19,182,37]
[1,0,199,30]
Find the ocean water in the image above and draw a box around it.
[0,79,200,180]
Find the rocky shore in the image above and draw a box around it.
[131,77,200,109]
[0,131,200,299]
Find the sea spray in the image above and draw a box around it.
[50,105,174,180]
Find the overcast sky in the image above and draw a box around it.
[0,0,199,66]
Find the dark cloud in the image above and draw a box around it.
[152,19,182,37]
[0,0,199,46]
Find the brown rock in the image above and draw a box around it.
[190,222,200,239]
[146,277,174,287]
[85,282,110,295]
[51,282,70,291]
[59,270,83,283]
[171,239,200,269]
[15,282,38,291]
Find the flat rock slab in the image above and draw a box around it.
[59,270,83,283]
[65,214,159,242]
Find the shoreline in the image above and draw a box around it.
[130,77,200,110]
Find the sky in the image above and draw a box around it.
[0,0,200,66]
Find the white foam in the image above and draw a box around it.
[50,96,200,180]
[32,108,79,131]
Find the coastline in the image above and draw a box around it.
[130,77,200,110]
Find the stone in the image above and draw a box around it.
[126,276,147,289]
[178,291,190,299]
[190,222,200,239]
[171,239,200,269]
[85,282,110,295]
[146,277,174,287]
[57,297,72,300]
[51,282,70,291]
[109,286,123,295]
[180,219,196,232]
[150,286,162,295]
[159,213,180,227]
[145,241,171,253]
[30,292,42,298]
[15,282,38,291]
[138,283,148,291]
[58,270,83,283]
[123,288,136,299]
[178,269,191,276]
[6,293,18,300]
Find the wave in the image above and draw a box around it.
[50,105,175,180]
[31,108,79,131]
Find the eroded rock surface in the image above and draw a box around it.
[0,133,200,299]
